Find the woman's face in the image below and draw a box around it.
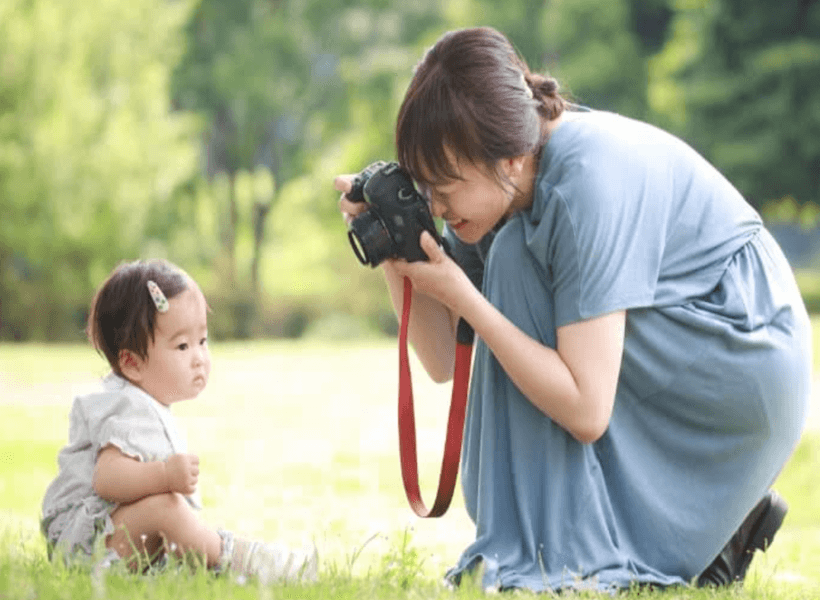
[420,153,530,244]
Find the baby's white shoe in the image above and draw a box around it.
[217,530,318,584]
[244,540,318,584]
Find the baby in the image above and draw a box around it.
[40,259,317,582]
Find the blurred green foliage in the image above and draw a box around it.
[1,0,819,341]
[649,0,820,207]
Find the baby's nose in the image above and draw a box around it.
[192,347,205,364]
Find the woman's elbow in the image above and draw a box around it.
[418,353,454,384]
[428,366,454,384]
[569,410,612,445]
[571,424,607,445]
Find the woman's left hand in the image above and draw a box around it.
[389,231,476,314]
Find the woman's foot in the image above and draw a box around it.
[696,490,787,587]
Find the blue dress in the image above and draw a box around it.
[442,110,811,592]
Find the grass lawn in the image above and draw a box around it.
[1,331,819,599]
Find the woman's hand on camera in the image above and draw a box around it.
[334,174,367,226]
[335,173,405,285]
[391,231,476,314]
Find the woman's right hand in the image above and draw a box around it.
[333,174,457,382]
[334,173,405,278]
[334,174,368,226]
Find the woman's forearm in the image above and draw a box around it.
[382,233,622,437]
[383,264,459,383]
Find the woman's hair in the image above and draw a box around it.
[87,259,190,375]
[396,26,565,188]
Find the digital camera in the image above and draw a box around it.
[345,161,443,267]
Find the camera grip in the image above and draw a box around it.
[347,160,388,203]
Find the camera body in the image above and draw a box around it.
[346,161,443,267]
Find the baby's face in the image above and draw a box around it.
[139,285,211,406]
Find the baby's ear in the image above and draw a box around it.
[118,349,143,381]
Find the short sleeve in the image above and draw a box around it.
[524,111,766,328]
[80,391,171,463]
[95,410,151,461]
[529,170,665,327]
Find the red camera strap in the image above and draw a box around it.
[398,276,472,518]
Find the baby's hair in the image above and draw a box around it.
[87,259,190,375]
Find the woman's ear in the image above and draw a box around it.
[118,349,143,382]
[505,155,527,181]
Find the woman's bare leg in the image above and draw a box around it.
[107,492,221,569]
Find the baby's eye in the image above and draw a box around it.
[177,343,189,351]
[199,337,208,346]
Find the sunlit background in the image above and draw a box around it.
[1,0,820,591]
[1,0,818,343]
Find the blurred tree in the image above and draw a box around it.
[468,0,674,119]
[547,0,646,116]
[171,0,448,336]
[650,0,820,208]
[0,0,200,341]
[25,0,817,339]
[628,0,675,55]
[173,0,302,294]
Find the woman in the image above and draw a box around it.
[336,27,810,592]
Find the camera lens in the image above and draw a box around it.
[347,210,395,267]
[348,230,369,266]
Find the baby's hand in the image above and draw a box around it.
[164,453,199,495]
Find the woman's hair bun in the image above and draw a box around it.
[526,73,563,120]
